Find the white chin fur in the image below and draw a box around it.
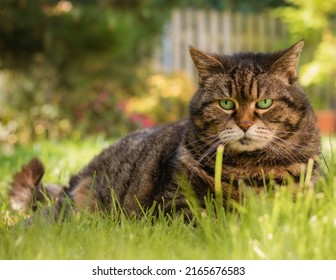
[228,139,268,152]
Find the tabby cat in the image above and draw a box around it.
[10,41,321,218]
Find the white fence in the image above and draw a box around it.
[153,9,287,78]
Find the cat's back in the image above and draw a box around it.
[97,120,187,166]
[69,120,188,213]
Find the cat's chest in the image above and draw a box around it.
[179,146,302,187]
[221,161,302,181]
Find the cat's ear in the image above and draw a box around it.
[189,46,224,83]
[270,40,304,84]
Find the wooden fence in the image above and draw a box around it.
[152,9,336,109]
[153,9,288,78]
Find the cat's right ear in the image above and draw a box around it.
[270,40,304,84]
[189,46,224,83]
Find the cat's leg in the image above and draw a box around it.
[66,175,100,212]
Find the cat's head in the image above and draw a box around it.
[189,41,316,154]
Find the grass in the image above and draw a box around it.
[0,136,336,260]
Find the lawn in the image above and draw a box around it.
[0,136,336,259]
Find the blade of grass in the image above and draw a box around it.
[305,158,314,187]
[215,144,224,208]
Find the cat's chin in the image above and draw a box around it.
[228,138,268,153]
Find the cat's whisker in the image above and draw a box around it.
[167,134,218,161]
[197,140,223,165]
[274,129,320,140]
[268,142,301,164]
[201,145,223,168]
[190,137,221,162]
[258,128,317,153]
[184,134,219,148]
[272,134,317,156]
[269,139,307,164]
[252,128,309,164]
[275,129,316,135]
[266,135,303,160]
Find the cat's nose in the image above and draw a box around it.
[237,120,254,132]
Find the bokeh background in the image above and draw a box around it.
[1,0,335,152]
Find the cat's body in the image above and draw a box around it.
[10,41,321,218]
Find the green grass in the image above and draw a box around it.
[0,136,336,259]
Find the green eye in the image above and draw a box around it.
[219,99,235,110]
[256,99,273,109]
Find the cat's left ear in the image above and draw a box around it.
[189,46,224,83]
[270,40,304,84]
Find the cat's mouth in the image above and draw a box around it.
[239,137,250,145]
[229,135,268,152]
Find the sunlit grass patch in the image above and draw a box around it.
[0,135,335,259]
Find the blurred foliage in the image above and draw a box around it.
[275,0,336,108]
[0,0,173,69]
[176,0,287,12]
[125,72,195,124]
[0,0,182,147]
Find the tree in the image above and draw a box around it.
[275,0,336,107]
[0,0,175,140]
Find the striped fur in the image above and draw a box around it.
[10,41,321,219]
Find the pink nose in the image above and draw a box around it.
[236,120,254,132]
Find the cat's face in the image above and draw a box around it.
[189,41,314,154]
[216,80,277,153]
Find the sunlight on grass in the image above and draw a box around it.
[0,135,336,259]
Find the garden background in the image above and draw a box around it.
[1,0,336,260]
[1,0,335,150]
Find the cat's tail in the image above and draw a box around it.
[9,158,63,212]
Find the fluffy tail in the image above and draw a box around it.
[10,158,62,211]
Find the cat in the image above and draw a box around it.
[9,41,321,219]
